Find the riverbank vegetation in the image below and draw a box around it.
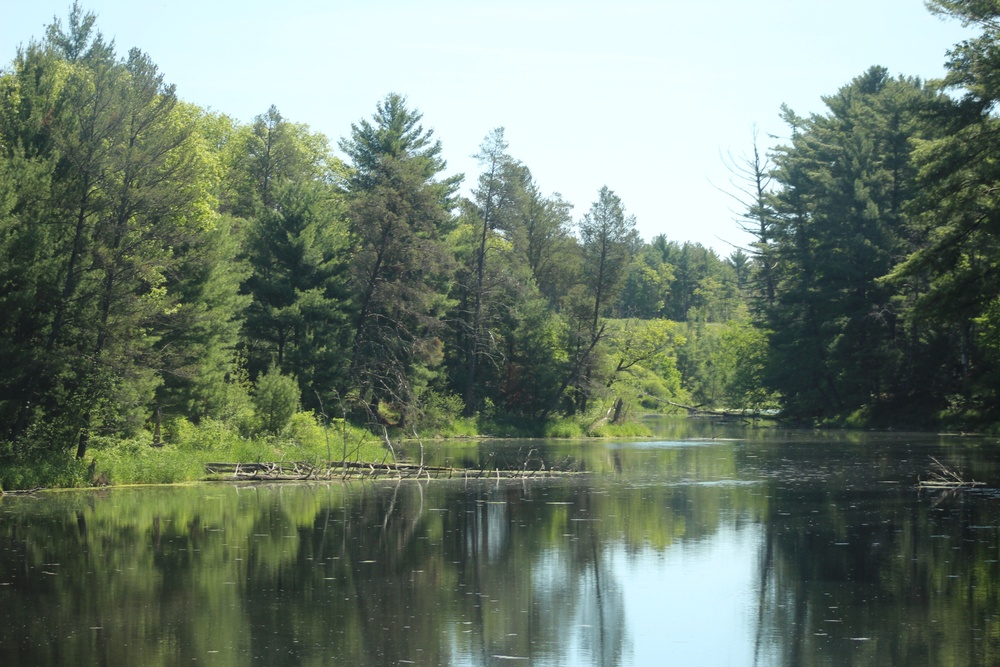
[2,2,1000,489]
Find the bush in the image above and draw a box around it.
[0,451,89,490]
[587,419,652,438]
[410,391,478,437]
[252,368,301,435]
[91,436,203,485]
[281,411,329,464]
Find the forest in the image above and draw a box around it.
[1,1,999,486]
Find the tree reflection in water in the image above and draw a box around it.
[2,429,1000,666]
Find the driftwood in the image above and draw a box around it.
[916,456,985,489]
[663,400,776,421]
[204,460,584,482]
[0,487,43,496]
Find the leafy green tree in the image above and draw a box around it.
[661,241,735,322]
[617,241,675,319]
[227,105,335,218]
[675,319,724,406]
[715,319,778,413]
[602,318,684,421]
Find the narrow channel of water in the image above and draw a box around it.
[1,420,999,666]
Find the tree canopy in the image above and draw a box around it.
[4,1,1000,470]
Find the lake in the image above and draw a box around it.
[2,418,1000,666]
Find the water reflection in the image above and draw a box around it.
[1,426,999,666]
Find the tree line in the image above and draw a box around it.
[4,1,998,467]
[0,4,750,462]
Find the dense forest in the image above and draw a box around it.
[2,1,1000,478]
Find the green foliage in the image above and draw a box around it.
[407,390,476,437]
[252,368,301,435]
[93,437,204,486]
[234,106,352,405]
[155,212,251,423]
[341,95,457,417]
[602,318,685,415]
[83,411,385,488]
[587,419,653,438]
[0,445,89,490]
[0,6,756,459]
[716,320,780,412]
[762,67,950,421]
[542,418,587,439]
[618,236,740,323]
[579,186,640,330]
[18,0,1000,461]
[0,7,230,459]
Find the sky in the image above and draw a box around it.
[0,0,977,254]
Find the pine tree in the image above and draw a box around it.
[340,94,458,424]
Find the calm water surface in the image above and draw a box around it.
[3,419,1000,666]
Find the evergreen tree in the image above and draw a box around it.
[458,128,523,415]
[0,5,222,456]
[340,94,458,424]
[766,67,944,420]
[512,182,576,307]
[724,128,777,311]
[579,187,640,332]
[227,106,351,409]
[886,0,1000,421]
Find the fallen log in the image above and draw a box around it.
[916,456,985,489]
[662,400,777,420]
[0,487,44,496]
[204,460,584,481]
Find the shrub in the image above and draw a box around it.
[0,451,89,490]
[410,391,478,437]
[92,436,203,485]
[253,368,301,435]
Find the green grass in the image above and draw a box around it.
[1,407,663,490]
[587,419,653,438]
[0,412,390,490]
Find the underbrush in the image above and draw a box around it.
[0,453,90,491]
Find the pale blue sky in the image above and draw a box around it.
[0,1,975,253]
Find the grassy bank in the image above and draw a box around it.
[0,410,658,491]
[0,412,385,491]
